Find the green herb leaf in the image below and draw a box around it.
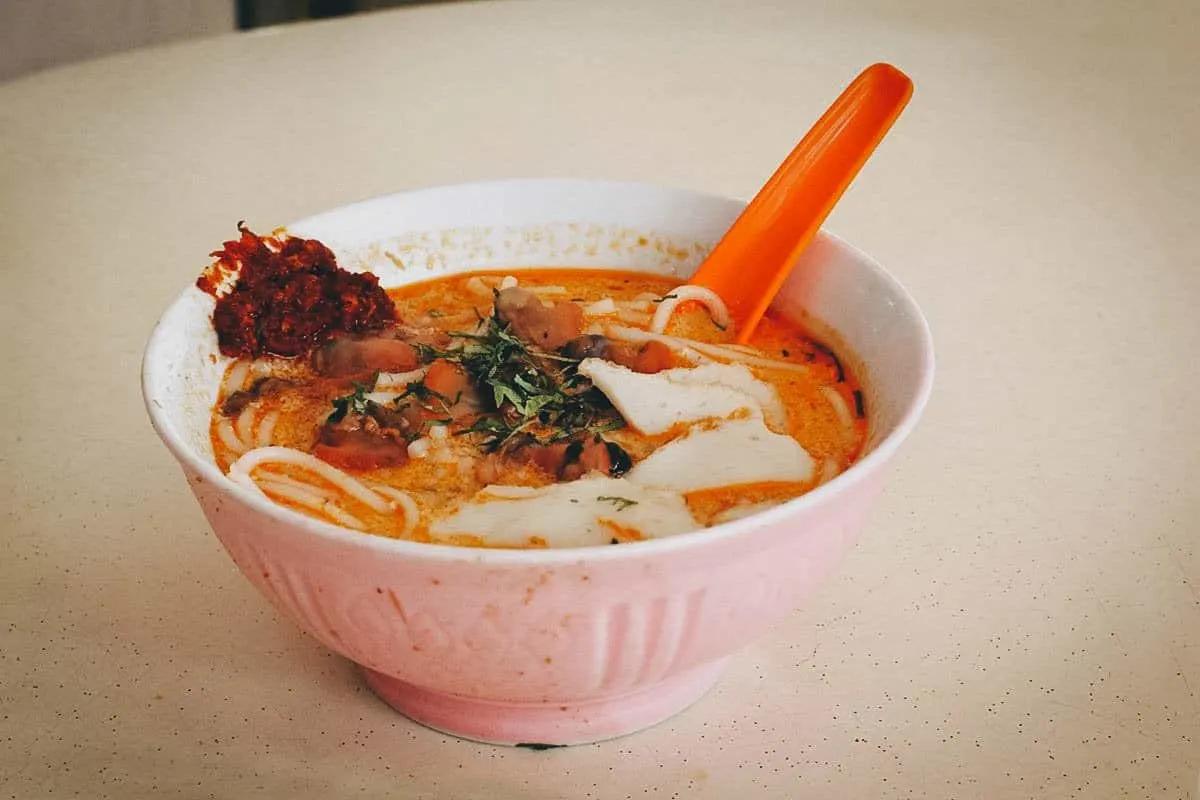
[437,311,621,452]
[597,496,638,512]
[327,372,379,423]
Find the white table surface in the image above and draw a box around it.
[3,1,1198,797]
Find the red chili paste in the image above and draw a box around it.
[196,224,396,359]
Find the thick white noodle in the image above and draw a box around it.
[227,446,393,513]
[317,502,367,531]
[227,468,264,496]
[820,386,856,437]
[235,406,256,445]
[255,410,280,448]
[616,299,654,312]
[605,325,814,374]
[257,471,335,502]
[375,367,429,391]
[615,309,652,326]
[649,285,732,334]
[369,485,420,535]
[583,298,617,315]
[255,475,366,529]
[603,325,710,364]
[819,459,841,486]
[216,418,247,455]
[499,275,519,289]
[221,360,251,396]
[465,276,492,297]
[407,438,432,459]
[713,501,779,525]
[529,285,568,296]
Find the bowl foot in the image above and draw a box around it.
[362,659,728,746]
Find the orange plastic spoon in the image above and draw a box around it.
[689,63,913,343]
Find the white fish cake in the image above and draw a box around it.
[579,359,782,434]
[430,475,697,548]
[626,417,815,492]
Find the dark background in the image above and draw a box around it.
[236,0,464,29]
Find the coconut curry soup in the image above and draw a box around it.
[199,226,867,549]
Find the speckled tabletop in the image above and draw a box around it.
[3,0,1199,797]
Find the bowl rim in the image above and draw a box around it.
[142,178,935,565]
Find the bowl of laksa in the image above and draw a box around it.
[143,179,933,746]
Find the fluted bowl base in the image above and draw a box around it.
[363,658,729,746]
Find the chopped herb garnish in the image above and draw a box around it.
[327,372,379,423]
[397,379,456,414]
[597,496,637,511]
[781,348,790,358]
[439,311,621,452]
[651,293,679,304]
[853,389,865,418]
[610,537,620,545]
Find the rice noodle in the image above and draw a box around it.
[605,325,813,374]
[255,474,333,513]
[255,475,366,530]
[222,360,252,395]
[256,410,280,447]
[257,470,336,502]
[713,501,780,525]
[616,309,653,326]
[316,503,368,531]
[235,406,256,445]
[465,276,492,297]
[369,485,420,535]
[603,325,710,364]
[819,459,841,486]
[649,286,731,334]
[408,438,432,459]
[820,386,855,436]
[227,447,393,514]
[216,418,247,455]
[529,285,568,296]
[583,298,616,315]
[499,275,519,289]
[374,367,428,390]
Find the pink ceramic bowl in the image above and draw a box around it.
[142,179,934,746]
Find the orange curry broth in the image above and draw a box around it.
[209,269,867,544]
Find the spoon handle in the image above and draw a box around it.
[689,63,913,342]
